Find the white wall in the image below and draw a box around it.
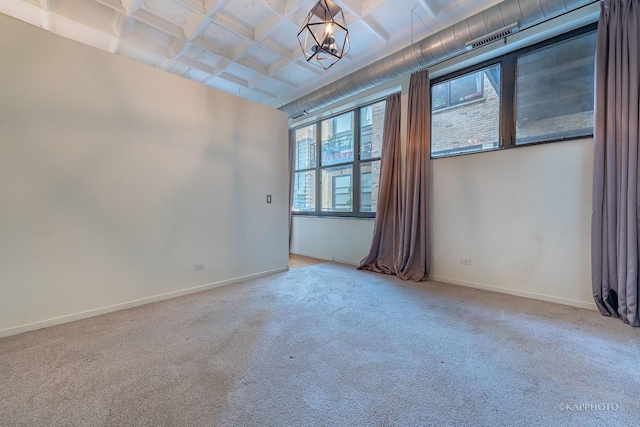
[0,15,289,337]
[430,138,595,309]
[290,217,375,265]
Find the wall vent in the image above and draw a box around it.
[465,23,519,51]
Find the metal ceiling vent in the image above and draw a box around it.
[280,0,595,118]
[465,22,519,50]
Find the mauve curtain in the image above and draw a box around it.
[592,0,640,326]
[396,69,431,281]
[359,92,402,274]
[289,129,296,249]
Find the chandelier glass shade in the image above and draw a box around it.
[297,0,350,70]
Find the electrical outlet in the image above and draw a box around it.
[266,195,272,204]
[460,258,472,265]
[194,262,205,271]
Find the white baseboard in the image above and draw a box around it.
[289,250,332,261]
[333,257,360,266]
[289,250,360,266]
[0,267,288,339]
[429,275,598,311]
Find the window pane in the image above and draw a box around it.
[321,165,352,212]
[293,171,315,212]
[295,125,316,170]
[432,83,448,111]
[360,101,386,160]
[360,160,380,213]
[431,65,500,158]
[321,112,354,166]
[515,31,596,145]
[450,72,484,106]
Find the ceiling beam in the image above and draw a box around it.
[121,0,145,15]
[95,0,126,13]
[254,14,283,42]
[210,10,254,41]
[184,14,210,40]
[361,0,387,16]
[363,16,390,42]
[192,36,233,61]
[132,9,186,39]
[418,0,440,17]
[205,0,232,16]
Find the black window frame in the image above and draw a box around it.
[292,99,385,218]
[430,22,597,159]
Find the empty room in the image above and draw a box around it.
[1,0,639,426]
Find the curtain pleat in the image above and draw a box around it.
[359,93,402,274]
[395,69,431,281]
[592,0,640,326]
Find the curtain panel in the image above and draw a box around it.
[592,0,640,326]
[396,69,431,281]
[288,128,295,249]
[359,92,402,274]
[360,70,431,282]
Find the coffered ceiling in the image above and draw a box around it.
[1,0,500,109]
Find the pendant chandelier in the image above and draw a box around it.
[297,0,350,70]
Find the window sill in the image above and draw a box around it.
[292,214,376,220]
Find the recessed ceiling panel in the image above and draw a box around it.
[119,41,170,68]
[222,62,262,84]
[167,61,211,82]
[240,44,280,69]
[54,15,115,51]
[367,0,417,36]
[345,19,381,59]
[260,19,300,55]
[143,0,190,25]
[198,21,246,56]
[183,44,226,68]
[2,0,513,110]
[274,62,320,86]
[55,0,118,35]
[127,19,178,53]
[206,76,244,96]
[254,77,294,95]
[221,0,272,29]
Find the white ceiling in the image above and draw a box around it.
[0,0,501,109]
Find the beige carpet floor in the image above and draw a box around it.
[1,262,639,426]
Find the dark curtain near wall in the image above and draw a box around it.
[288,129,296,249]
[360,70,431,281]
[592,0,640,326]
[359,93,402,274]
[396,70,431,281]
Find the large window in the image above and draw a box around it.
[431,24,596,158]
[292,100,386,217]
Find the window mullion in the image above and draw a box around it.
[315,121,322,213]
[353,107,361,214]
